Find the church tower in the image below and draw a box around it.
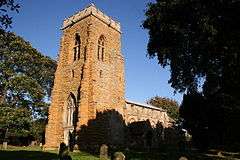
[44,4,125,150]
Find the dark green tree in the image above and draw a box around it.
[143,0,240,148]
[147,96,179,120]
[0,0,20,29]
[30,118,46,143]
[0,30,57,143]
[0,105,31,139]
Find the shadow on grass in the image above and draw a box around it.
[70,152,99,160]
[0,150,58,160]
[124,150,239,160]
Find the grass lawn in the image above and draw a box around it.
[0,146,239,160]
[0,146,99,160]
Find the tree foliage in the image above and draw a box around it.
[143,0,240,148]
[0,30,57,142]
[0,0,20,29]
[143,0,240,94]
[0,105,32,138]
[30,118,46,143]
[147,96,179,120]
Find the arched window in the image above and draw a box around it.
[97,35,105,61]
[73,33,81,61]
[66,93,76,126]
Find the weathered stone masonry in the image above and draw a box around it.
[124,100,171,127]
[44,4,171,150]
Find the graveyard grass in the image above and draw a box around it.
[1,145,240,160]
[0,146,99,160]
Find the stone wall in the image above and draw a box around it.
[124,100,171,128]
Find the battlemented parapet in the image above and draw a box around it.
[62,3,121,32]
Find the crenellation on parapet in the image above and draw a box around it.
[62,4,121,32]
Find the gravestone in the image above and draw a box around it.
[39,143,43,150]
[59,142,72,160]
[3,142,7,149]
[179,156,188,160]
[113,152,125,160]
[100,144,108,160]
[217,151,223,157]
[31,141,37,146]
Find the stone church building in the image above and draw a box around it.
[44,4,172,150]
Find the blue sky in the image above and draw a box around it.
[9,0,183,104]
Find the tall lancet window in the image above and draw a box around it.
[66,94,76,126]
[97,35,105,61]
[73,33,81,61]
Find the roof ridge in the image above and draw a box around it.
[126,99,165,111]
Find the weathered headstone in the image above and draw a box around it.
[179,156,188,160]
[100,144,108,160]
[39,143,43,150]
[59,142,72,160]
[3,142,7,149]
[73,144,79,152]
[31,141,37,146]
[113,152,125,160]
[217,151,223,157]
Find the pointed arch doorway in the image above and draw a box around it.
[63,93,76,146]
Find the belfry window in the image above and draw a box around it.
[97,35,105,61]
[73,33,81,61]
